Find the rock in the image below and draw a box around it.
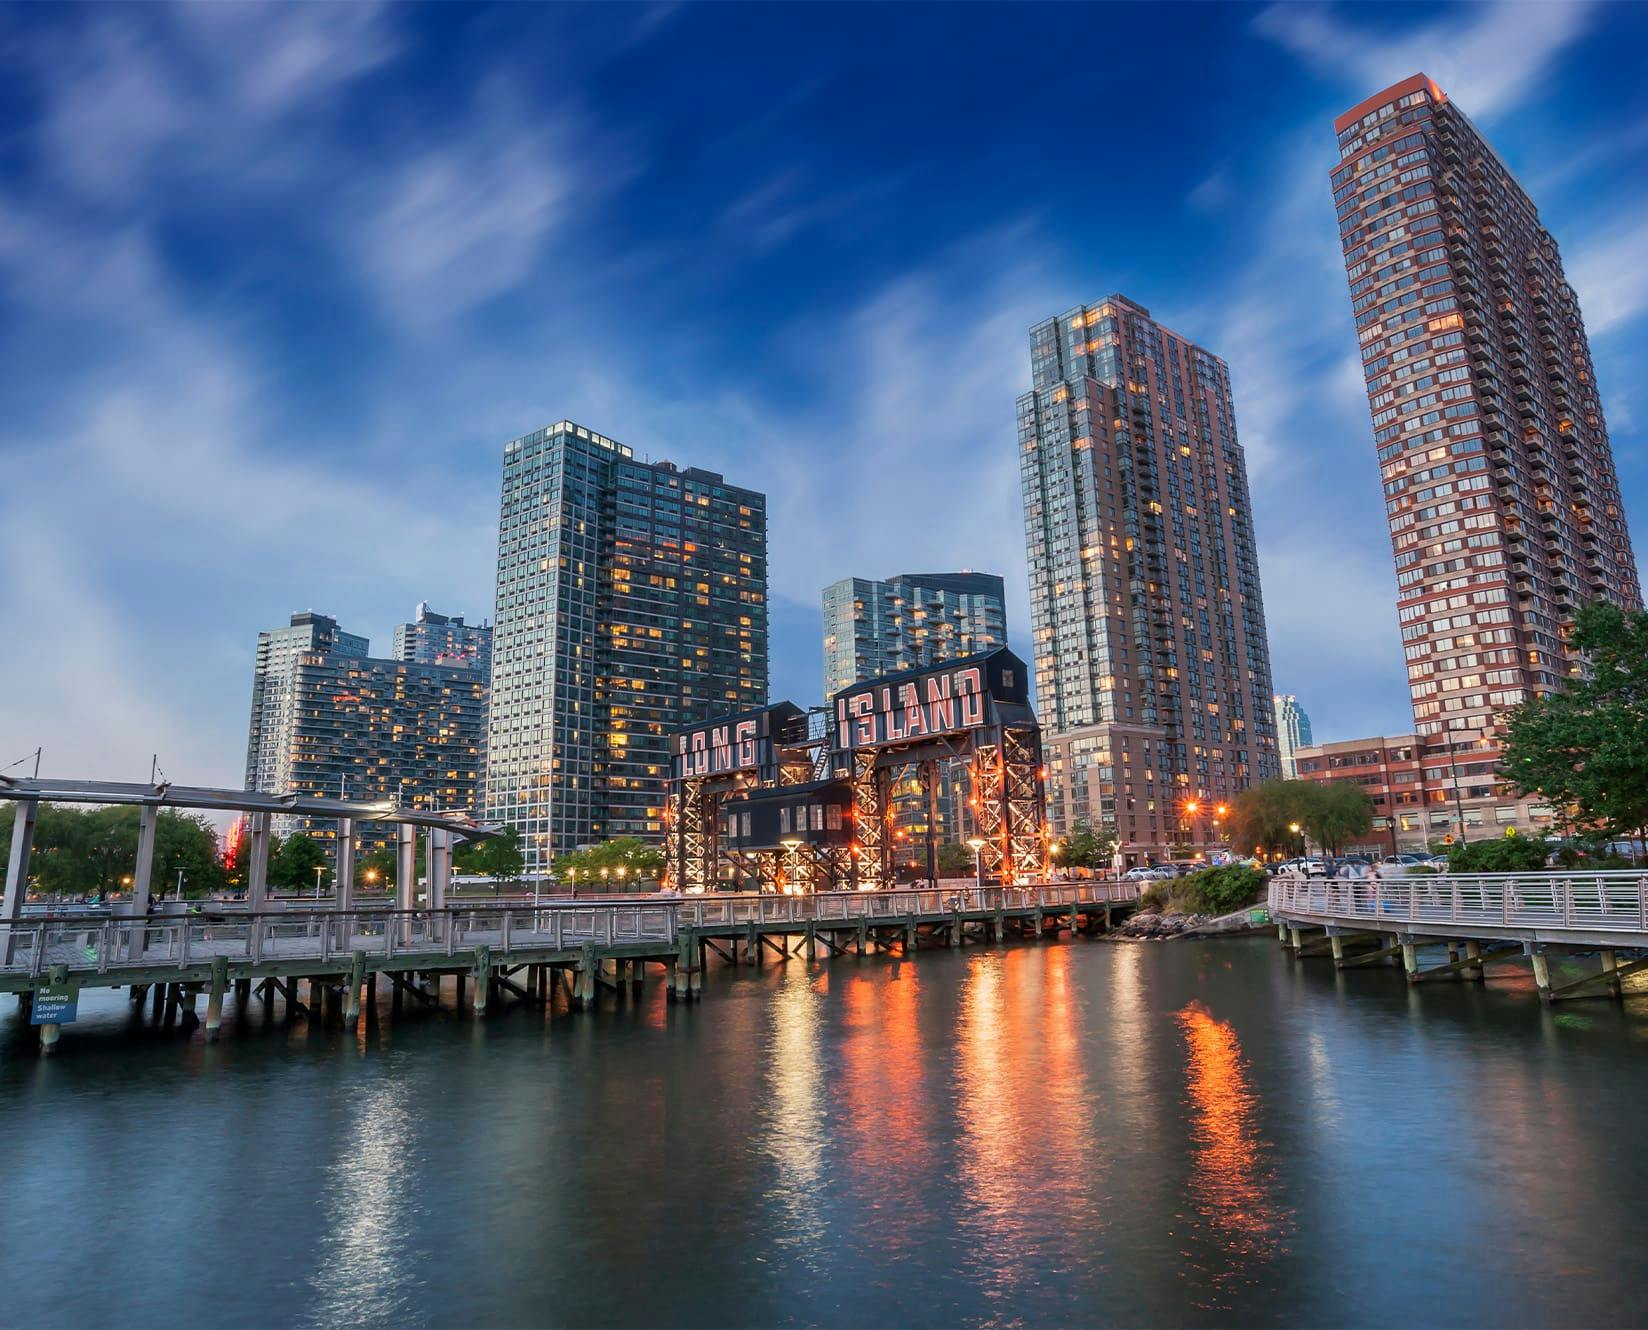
[1111,909,1209,940]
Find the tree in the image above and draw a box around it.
[937,842,975,875]
[455,826,524,884]
[552,837,664,887]
[270,833,328,892]
[1060,820,1117,871]
[1,805,224,899]
[1500,601,1648,845]
[1224,780,1315,858]
[1447,833,1549,873]
[356,849,397,891]
[1299,781,1374,856]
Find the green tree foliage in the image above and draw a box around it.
[1180,863,1268,915]
[1059,820,1117,870]
[454,825,524,882]
[1500,602,1648,842]
[1446,834,1550,873]
[1224,780,1313,858]
[0,805,224,899]
[1224,779,1373,857]
[356,848,398,890]
[937,842,975,875]
[1302,781,1375,856]
[552,836,664,886]
[270,833,329,892]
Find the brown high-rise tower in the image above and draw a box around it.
[1333,74,1641,838]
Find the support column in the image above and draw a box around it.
[576,943,597,1007]
[1600,948,1620,996]
[1528,945,1551,1001]
[246,812,271,913]
[1465,940,1484,982]
[2,800,39,966]
[335,818,356,914]
[427,829,452,912]
[127,805,160,960]
[1402,941,1418,981]
[1330,935,1345,966]
[38,963,66,1055]
[397,824,418,908]
[344,950,366,1025]
[472,945,491,1018]
[806,921,817,960]
[205,955,228,1042]
[951,909,963,948]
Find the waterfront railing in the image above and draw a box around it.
[1270,870,1648,933]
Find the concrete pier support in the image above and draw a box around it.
[950,910,963,948]
[1600,949,1620,995]
[1466,940,1484,981]
[806,921,817,960]
[1288,926,1303,955]
[1330,935,1345,965]
[856,919,868,954]
[1277,921,1289,945]
[1529,947,1552,1001]
[905,917,917,952]
[1402,942,1418,980]
[205,956,228,1041]
[994,909,1005,943]
[575,944,596,1007]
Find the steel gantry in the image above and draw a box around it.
[667,649,1049,894]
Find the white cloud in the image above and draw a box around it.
[1568,214,1648,337]
[1254,0,1598,121]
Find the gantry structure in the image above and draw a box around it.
[665,648,1048,892]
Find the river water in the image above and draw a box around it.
[5,935,1648,1328]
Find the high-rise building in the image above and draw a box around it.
[244,612,488,845]
[821,571,1007,857]
[1018,295,1280,862]
[821,571,1007,697]
[486,419,768,872]
[1273,693,1313,779]
[1332,74,1642,836]
[393,602,492,675]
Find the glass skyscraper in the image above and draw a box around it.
[1018,295,1279,861]
[393,602,492,676]
[1273,693,1313,780]
[244,611,488,846]
[1332,74,1641,836]
[821,571,1007,697]
[486,420,768,872]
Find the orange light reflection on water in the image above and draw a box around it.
[1175,1001,1290,1292]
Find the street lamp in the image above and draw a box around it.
[967,837,986,891]
[600,866,609,891]
[1289,822,1304,857]
[175,868,186,903]
[313,865,325,899]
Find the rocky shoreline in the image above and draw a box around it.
[1107,910,1212,940]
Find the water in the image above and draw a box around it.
[6,936,1648,1328]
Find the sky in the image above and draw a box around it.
[2,1,1646,789]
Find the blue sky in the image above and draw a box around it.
[2,1,1646,787]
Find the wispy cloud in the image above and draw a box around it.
[1254,0,1598,121]
[1568,215,1648,337]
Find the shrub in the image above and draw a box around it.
[1180,863,1268,916]
[1137,881,1170,914]
[1446,836,1549,873]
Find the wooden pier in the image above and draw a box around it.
[1270,870,1648,1003]
[1,881,1139,1052]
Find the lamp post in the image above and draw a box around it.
[1289,822,1304,858]
[600,866,609,892]
[1443,720,1471,845]
[967,837,986,892]
[313,865,324,899]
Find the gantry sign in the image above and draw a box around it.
[664,648,1047,892]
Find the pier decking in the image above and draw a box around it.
[2,881,1140,1052]
[1270,870,1648,1001]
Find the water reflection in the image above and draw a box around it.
[1175,1000,1290,1301]
[305,1085,420,1326]
[762,972,827,1264]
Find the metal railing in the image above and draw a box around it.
[0,902,679,978]
[676,880,1137,928]
[1270,871,1648,935]
[0,881,1138,979]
